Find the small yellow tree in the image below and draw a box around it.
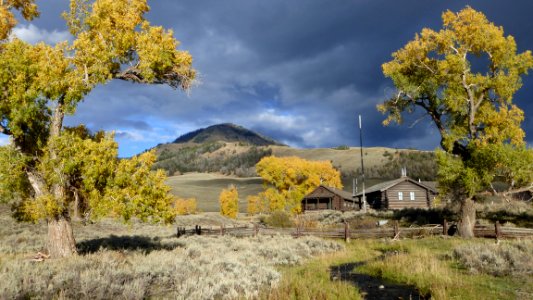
[219,185,238,218]
[174,197,197,215]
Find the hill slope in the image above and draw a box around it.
[153,124,437,180]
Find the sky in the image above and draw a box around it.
[3,0,533,157]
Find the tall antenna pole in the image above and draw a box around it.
[359,115,367,212]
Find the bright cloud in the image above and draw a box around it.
[11,24,70,45]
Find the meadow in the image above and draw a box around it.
[0,204,341,299]
[166,172,264,212]
[2,200,532,299]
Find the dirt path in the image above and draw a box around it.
[331,262,430,300]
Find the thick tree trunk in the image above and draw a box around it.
[47,215,77,258]
[458,197,476,238]
[46,98,78,257]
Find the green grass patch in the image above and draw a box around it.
[261,251,363,300]
[268,237,533,300]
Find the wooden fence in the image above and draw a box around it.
[176,221,533,241]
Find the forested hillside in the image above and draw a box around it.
[153,142,272,177]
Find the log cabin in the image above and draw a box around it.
[355,176,437,210]
[301,185,358,212]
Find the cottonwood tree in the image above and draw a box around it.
[255,156,342,214]
[0,0,195,257]
[219,185,239,219]
[379,7,533,237]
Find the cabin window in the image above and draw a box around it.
[398,192,403,200]
[410,192,415,200]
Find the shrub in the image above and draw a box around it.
[453,240,533,276]
[0,235,342,299]
[262,211,294,228]
[219,185,239,218]
[174,197,197,215]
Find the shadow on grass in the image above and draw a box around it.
[330,260,430,300]
[77,235,184,254]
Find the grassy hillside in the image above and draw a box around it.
[154,142,272,177]
[272,146,398,174]
[152,123,437,180]
[155,143,437,179]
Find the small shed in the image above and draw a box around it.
[301,185,358,212]
[355,177,437,210]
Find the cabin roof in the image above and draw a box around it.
[303,185,354,201]
[355,177,438,196]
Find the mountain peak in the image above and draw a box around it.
[173,123,283,146]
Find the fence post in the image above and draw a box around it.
[495,221,501,240]
[443,219,448,236]
[344,222,350,243]
[254,223,258,237]
[393,221,399,239]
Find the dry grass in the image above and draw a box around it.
[0,235,342,299]
[166,173,264,212]
[453,240,533,276]
[271,146,396,174]
[0,205,343,299]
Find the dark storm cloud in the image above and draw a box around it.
[22,1,533,155]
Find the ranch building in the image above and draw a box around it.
[301,185,358,212]
[355,176,437,210]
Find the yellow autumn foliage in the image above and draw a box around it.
[254,156,342,215]
[219,185,238,219]
[174,197,197,215]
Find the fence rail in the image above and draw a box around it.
[176,221,533,241]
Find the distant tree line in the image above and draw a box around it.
[152,142,273,177]
[345,150,437,181]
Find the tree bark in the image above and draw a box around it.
[458,197,476,238]
[26,170,48,198]
[45,97,78,257]
[47,215,77,258]
[72,188,81,221]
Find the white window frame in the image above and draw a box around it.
[398,192,403,201]
[410,191,415,201]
